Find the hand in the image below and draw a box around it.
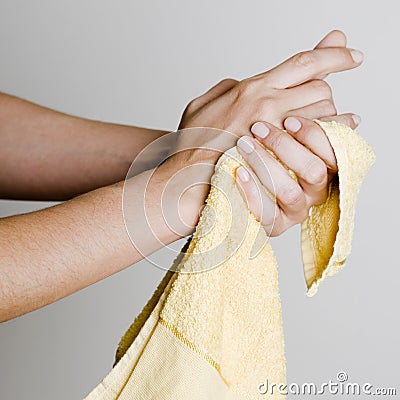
[156,30,362,237]
[235,114,359,236]
[179,30,362,133]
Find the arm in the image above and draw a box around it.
[0,93,168,200]
[0,166,181,322]
[0,30,362,322]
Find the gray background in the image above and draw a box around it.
[0,0,398,399]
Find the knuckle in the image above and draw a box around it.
[345,114,356,127]
[236,78,259,98]
[330,114,354,128]
[281,183,304,206]
[297,207,310,223]
[266,130,284,151]
[219,78,238,86]
[311,79,332,97]
[185,98,200,114]
[320,99,337,115]
[304,158,327,185]
[293,51,315,70]
[314,189,329,205]
[259,73,273,87]
[271,224,286,237]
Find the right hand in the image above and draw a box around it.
[179,30,362,133]
[155,31,363,236]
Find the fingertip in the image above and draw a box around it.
[235,166,256,210]
[352,114,362,126]
[237,136,255,154]
[350,49,364,64]
[251,122,270,139]
[319,113,361,129]
[284,117,302,133]
[236,166,250,183]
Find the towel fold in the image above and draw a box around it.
[85,120,375,400]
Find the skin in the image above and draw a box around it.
[171,30,362,233]
[0,30,362,322]
[234,30,362,235]
[0,93,168,200]
[236,115,359,236]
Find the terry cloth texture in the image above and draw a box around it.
[84,120,375,400]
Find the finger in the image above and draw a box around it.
[235,165,278,236]
[236,136,307,220]
[281,79,333,110]
[284,99,337,121]
[314,30,347,49]
[314,30,347,79]
[284,117,338,173]
[259,47,364,89]
[250,122,328,205]
[236,156,302,236]
[319,113,361,128]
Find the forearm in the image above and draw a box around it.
[0,168,181,322]
[0,93,168,200]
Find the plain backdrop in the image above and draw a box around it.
[0,1,398,399]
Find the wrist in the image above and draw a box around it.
[122,163,198,257]
[153,161,205,238]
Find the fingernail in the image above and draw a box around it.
[350,49,364,64]
[352,114,361,125]
[251,122,270,139]
[284,117,302,133]
[236,166,250,182]
[237,136,254,154]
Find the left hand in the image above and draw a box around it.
[235,114,359,236]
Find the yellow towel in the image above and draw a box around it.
[85,120,375,400]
